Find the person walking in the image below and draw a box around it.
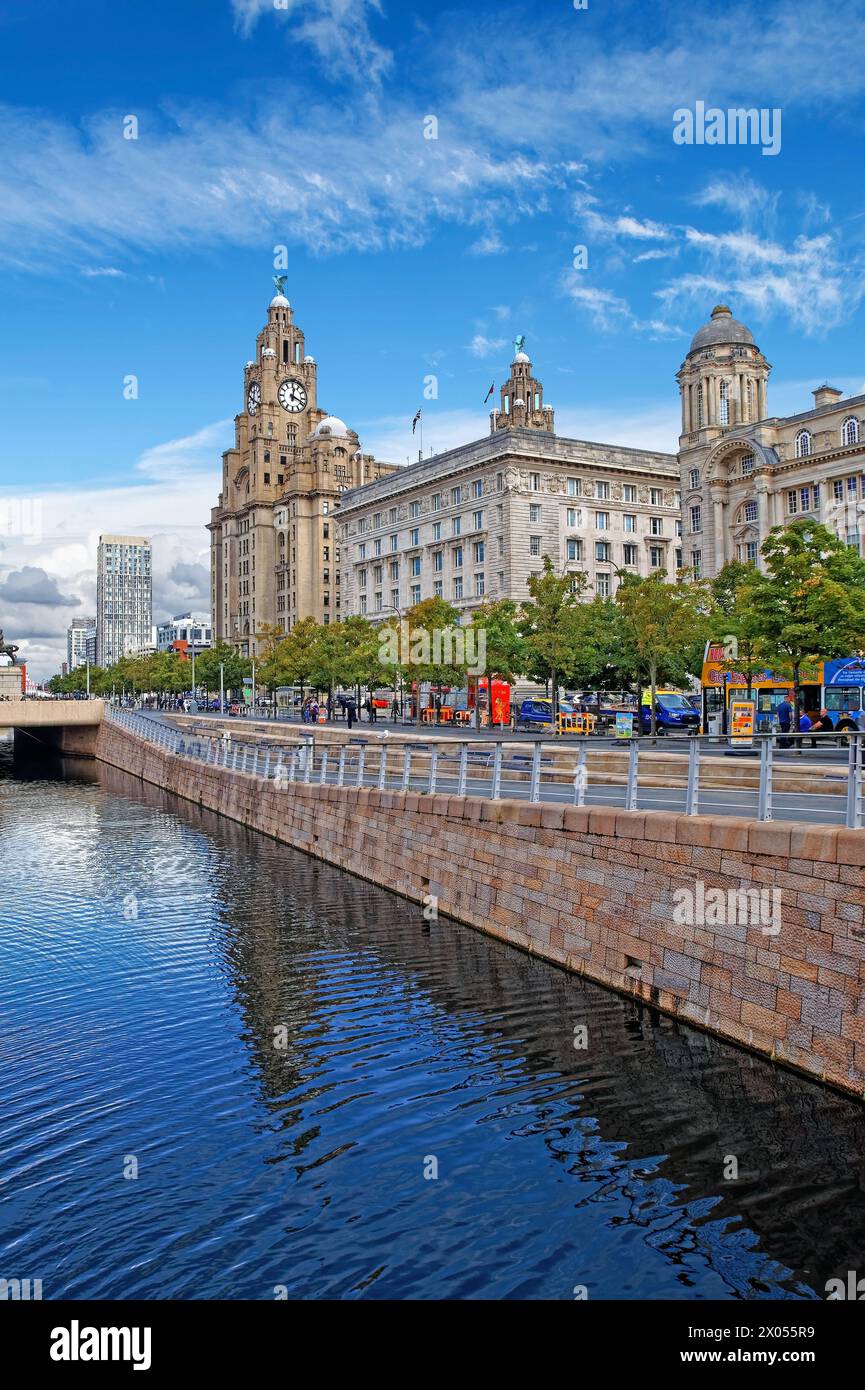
[345,695,357,730]
[808,708,835,748]
[777,691,794,749]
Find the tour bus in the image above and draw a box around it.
[699,642,865,733]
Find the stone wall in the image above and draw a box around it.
[96,719,865,1098]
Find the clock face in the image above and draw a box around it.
[247,381,261,416]
[278,378,308,413]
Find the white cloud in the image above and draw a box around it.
[468,231,506,256]
[80,265,126,278]
[467,334,507,359]
[231,0,392,85]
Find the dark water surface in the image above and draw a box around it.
[2,737,864,1300]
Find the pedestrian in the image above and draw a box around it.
[777,691,794,749]
[808,708,834,748]
[309,698,319,724]
[391,696,399,722]
[345,696,356,730]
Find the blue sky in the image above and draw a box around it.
[1,0,864,675]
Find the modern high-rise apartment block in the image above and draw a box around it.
[66,616,95,671]
[95,535,152,668]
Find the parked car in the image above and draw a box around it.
[516,698,577,729]
[639,690,700,735]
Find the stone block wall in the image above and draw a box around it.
[96,720,865,1098]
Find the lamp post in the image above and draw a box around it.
[376,603,406,724]
[219,662,225,717]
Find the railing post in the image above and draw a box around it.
[303,742,312,784]
[402,746,412,791]
[337,747,346,788]
[428,745,439,795]
[275,750,284,783]
[573,743,588,807]
[625,739,639,811]
[253,748,260,777]
[457,743,469,797]
[529,742,541,803]
[319,749,329,786]
[758,735,774,821]
[355,745,366,788]
[846,735,862,830]
[685,737,700,816]
[288,749,297,784]
[263,748,271,780]
[378,745,388,790]
[491,743,503,800]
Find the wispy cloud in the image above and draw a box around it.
[231,0,392,85]
[467,334,507,359]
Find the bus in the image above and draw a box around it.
[700,642,865,733]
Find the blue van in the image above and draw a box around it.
[639,690,700,735]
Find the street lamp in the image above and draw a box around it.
[219,662,225,716]
[375,602,407,724]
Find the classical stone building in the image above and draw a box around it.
[677,304,865,578]
[208,291,397,656]
[338,346,682,621]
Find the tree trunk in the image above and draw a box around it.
[650,663,658,740]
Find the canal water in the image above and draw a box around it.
[2,736,865,1301]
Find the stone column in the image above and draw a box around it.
[711,486,727,570]
[755,478,770,570]
[758,378,768,421]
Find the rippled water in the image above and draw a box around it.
[2,733,865,1300]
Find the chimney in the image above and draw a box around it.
[813,384,843,409]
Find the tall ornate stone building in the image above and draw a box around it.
[338,345,681,622]
[208,290,397,656]
[678,304,865,578]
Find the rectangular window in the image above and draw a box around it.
[801,487,811,512]
[623,484,637,503]
[566,538,581,561]
[691,549,702,579]
[453,545,463,568]
[690,505,702,533]
[358,543,367,560]
[389,561,399,580]
[410,501,420,518]
[391,587,400,607]
[623,543,638,566]
[432,493,441,511]
[474,541,484,564]
[834,479,845,501]
[650,546,664,568]
[689,469,700,490]
[473,480,483,499]
[433,580,443,598]
[595,511,609,530]
[650,488,662,506]
[410,556,421,577]
[390,533,398,551]
[529,535,541,556]
[409,527,419,547]
[359,569,367,587]
[744,501,758,522]
[566,507,580,527]
[650,517,663,536]
[595,481,610,500]
[432,521,442,541]
[433,551,443,572]
[373,512,381,529]
[389,507,398,524]
[453,577,463,599]
[567,477,580,497]
[787,490,798,515]
[529,473,540,491]
[596,573,611,598]
[451,486,461,505]
[452,516,462,537]
[475,573,485,597]
[595,541,610,563]
[411,584,421,605]
[623,514,636,533]
[473,510,484,530]
[373,539,382,556]
[530,503,541,522]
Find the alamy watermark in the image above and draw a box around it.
[673,881,782,936]
[673,102,782,157]
[378,621,487,676]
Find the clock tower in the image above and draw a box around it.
[209,289,397,655]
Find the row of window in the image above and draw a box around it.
[355,478,678,530]
[796,418,860,457]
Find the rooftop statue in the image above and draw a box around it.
[272,275,288,298]
[514,334,526,355]
[0,630,20,665]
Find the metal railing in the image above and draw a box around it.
[105,706,864,829]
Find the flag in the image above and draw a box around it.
[484,382,495,403]
[412,409,422,434]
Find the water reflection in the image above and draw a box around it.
[1,742,863,1300]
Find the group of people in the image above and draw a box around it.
[776,693,864,748]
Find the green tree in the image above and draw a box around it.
[464,599,527,681]
[616,571,714,736]
[737,520,865,731]
[195,642,251,704]
[519,559,589,728]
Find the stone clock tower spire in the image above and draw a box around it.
[208,286,397,655]
[490,338,555,434]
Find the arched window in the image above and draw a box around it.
[719,380,729,425]
[796,430,811,458]
[842,416,860,446]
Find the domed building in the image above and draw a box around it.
[677,305,864,579]
[208,289,397,655]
